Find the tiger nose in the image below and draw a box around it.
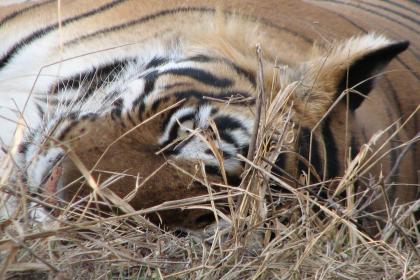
[42,164,62,215]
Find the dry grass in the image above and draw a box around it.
[1,48,419,280]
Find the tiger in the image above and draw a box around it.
[0,0,418,232]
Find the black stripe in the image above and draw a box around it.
[125,108,136,126]
[147,89,254,115]
[162,68,233,88]
[220,148,236,159]
[110,98,123,120]
[111,107,122,120]
[64,6,214,46]
[137,100,146,121]
[239,145,249,158]
[227,175,242,186]
[380,76,403,122]
[255,15,313,44]
[52,113,94,141]
[297,127,322,179]
[275,153,286,171]
[396,57,420,80]
[0,0,55,28]
[182,55,214,63]
[321,118,339,179]
[160,111,196,148]
[50,59,132,104]
[204,165,219,176]
[151,96,170,112]
[350,136,359,160]
[144,57,169,69]
[57,121,78,141]
[143,70,159,96]
[162,82,193,91]
[18,141,29,155]
[310,135,322,179]
[67,112,79,121]
[230,63,256,87]
[204,165,242,185]
[214,116,248,156]
[213,115,247,134]
[35,103,45,120]
[210,107,219,115]
[385,0,420,14]
[322,0,419,34]
[104,89,122,104]
[297,127,309,177]
[363,2,420,25]
[218,130,238,148]
[79,113,98,121]
[180,55,256,86]
[360,1,420,26]
[386,108,400,184]
[350,134,361,201]
[132,70,159,115]
[0,0,128,70]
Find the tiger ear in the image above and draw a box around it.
[301,34,409,111]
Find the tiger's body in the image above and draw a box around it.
[0,0,418,229]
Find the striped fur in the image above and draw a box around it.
[0,0,418,229]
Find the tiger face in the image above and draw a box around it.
[18,54,258,209]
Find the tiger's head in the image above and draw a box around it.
[17,33,408,228]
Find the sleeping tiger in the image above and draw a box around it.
[0,0,418,231]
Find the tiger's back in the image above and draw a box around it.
[0,0,418,228]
